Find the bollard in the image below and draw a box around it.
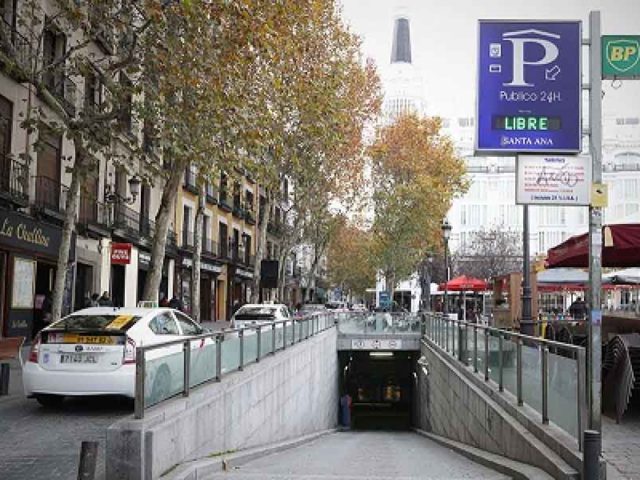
[77,441,98,480]
[582,430,601,480]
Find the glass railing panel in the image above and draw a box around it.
[144,345,185,407]
[243,329,258,363]
[548,350,578,437]
[221,333,240,374]
[501,337,518,395]
[488,334,500,384]
[521,344,543,413]
[260,327,273,356]
[189,338,217,387]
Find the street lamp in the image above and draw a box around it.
[104,174,141,205]
[441,219,452,315]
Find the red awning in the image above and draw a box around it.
[439,275,489,292]
[546,224,640,269]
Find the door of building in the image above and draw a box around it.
[110,264,125,307]
[74,263,93,311]
[200,275,212,322]
[0,251,6,337]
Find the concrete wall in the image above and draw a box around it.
[107,327,339,479]
[416,339,582,480]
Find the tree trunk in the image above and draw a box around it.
[191,185,205,321]
[51,162,83,322]
[250,193,272,303]
[143,163,183,301]
[385,270,396,311]
[277,248,288,304]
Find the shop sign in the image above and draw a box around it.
[236,268,254,280]
[139,251,152,268]
[0,209,65,257]
[111,243,132,264]
[516,154,591,205]
[181,257,222,273]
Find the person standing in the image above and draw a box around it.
[98,291,113,306]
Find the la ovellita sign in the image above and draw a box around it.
[602,35,640,79]
[476,21,582,154]
[516,154,591,206]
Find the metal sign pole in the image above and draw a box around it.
[588,10,603,434]
[522,205,532,335]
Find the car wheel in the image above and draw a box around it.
[151,366,172,403]
[35,394,65,408]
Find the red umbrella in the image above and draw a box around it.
[439,275,488,292]
[546,224,640,268]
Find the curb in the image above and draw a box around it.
[414,429,554,480]
[162,428,337,480]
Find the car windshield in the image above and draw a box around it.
[50,314,141,331]
[235,307,277,318]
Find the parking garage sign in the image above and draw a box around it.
[476,21,582,154]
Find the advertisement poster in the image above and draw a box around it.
[11,257,35,309]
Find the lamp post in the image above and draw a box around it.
[442,219,452,315]
[104,174,141,226]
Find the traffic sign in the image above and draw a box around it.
[602,35,640,79]
[476,21,582,154]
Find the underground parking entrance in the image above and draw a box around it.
[339,350,416,430]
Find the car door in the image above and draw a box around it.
[145,312,183,404]
[172,311,216,386]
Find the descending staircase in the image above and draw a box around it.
[603,333,640,422]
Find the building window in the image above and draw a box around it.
[118,74,133,132]
[0,95,12,179]
[182,205,192,247]
[219,173,228,203]
[42,22,66,94]
[84,70,102,112]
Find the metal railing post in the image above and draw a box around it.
[283,321,287,349]
[134,347,145,419]
[484,330,489,382]
[445,318,449,353]
[305,319,310,339]
[517,338,523,406]
[215,334,223,382]
[498,334,504,392]
[583,430,601,480]
[256,326,262,362]
[458,323,463,362]
[239,329,244,370]
[473,325,478,373]
[577,348,587,451]
[542,346,549,424]
[292,318,296,344]
[183,340,190,396]
[272,323,276,354]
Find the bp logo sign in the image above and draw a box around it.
[603,36,640,78]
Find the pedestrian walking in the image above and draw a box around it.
[168,297,183,311]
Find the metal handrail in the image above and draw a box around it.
[424,312,587,450]
[134,312,336,419]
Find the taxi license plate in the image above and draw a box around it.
[58,334,116,345]
[60,353,97,364]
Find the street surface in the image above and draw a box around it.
[209,431,509,479]
[0,350,130,480]
[603,409,640,480]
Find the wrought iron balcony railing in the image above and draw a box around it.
[33,175,68,215]
[0,158,28,205]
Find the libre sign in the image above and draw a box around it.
[516,154,591,206]
[476,21,582,154]
[111,243,132,264]
[602,35,640,79]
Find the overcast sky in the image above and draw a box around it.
[340,0,640,119]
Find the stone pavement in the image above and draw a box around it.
[603,409,640,480]
[0,351,130,480]
[207,431,509,479]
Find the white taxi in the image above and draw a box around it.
[23,307,210,407]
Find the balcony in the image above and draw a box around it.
[232,202,245,219]
[205,185,218,205]
[139,216,155,239]
[181,229,194,250]
[219,239,230,260]
[166,229,178,253]
[112,204,140,238]
[33,176,68,219]
[267,222,283,237]
[218,192,232,212]
[202,237,218,257]
[183,167,199,195]
[0,18,31,80]
[78,196,109,237]
[232,246,245,264]
[246,254,256,267]
[43,71,77,116]
[0,158,28,207]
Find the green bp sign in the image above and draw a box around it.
[602,35,640,79]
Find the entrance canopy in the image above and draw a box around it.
[439,275,488,292]
[546,224,640,268]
